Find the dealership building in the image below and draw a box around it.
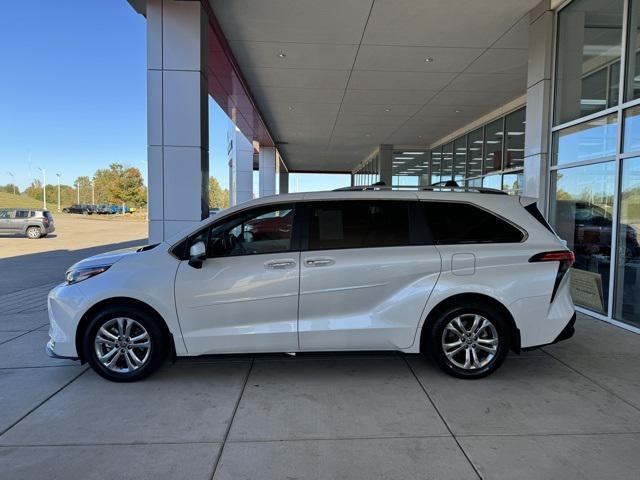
[127,0,640,333]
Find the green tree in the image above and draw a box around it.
[209,177,229,209]
[0,184,20,195]
[93,163,146,207]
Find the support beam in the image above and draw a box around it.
[230,130,254,206]
[259,146,276,197]
[147,0,209,242]
[379,144,393,186]
[523,0,553,206]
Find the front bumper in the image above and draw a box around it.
[47,282,88,359]
[46,340,78,361]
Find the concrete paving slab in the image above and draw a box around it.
[0,330,75,368]
[0,332,23,344]
[215,437,478,480]
[408,356,640,435]
[0,443,221,480]
[459,433,640,480]
[544,313,640,358]
[548,353,640,410]
[0,311,48,332]
[0,362,250,446]
[0,366,86,434]
[229,358,449,441]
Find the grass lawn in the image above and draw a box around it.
[0,192,45,209]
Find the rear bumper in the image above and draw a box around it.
[522,312,576,351]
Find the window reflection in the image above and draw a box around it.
[552,114,617,165]
[484,119,503,174]
[504,108,526,169]
[442,142,454,182]
[624,105,640,152]
[554,0,623,124]
[549,162,616,314]
[453,136,466,184]
[467,127,483,178]
[614,157,640,326]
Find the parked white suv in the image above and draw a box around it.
[46,188,576,382]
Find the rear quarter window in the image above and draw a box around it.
[422,201,524,244]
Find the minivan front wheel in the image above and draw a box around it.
[26,226,42,239]
[82,305,168,382]
[429,304,509,379]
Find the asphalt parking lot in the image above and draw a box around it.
[1,217,640,479]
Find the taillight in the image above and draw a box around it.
[43,218,49,227]
[529,250,575,302]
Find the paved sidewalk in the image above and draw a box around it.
[0,308,639,479]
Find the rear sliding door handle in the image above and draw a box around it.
[264,259,296,270]
[305,258,335,267]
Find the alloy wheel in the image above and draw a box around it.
[94,317,151,373]
[441,314,498,370]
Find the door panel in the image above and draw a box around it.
[175,252,300,354]
[299,246,441,350]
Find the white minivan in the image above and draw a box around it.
[46,188,576,382]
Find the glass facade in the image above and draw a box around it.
[432,107,526,194]
[552,0,640,328]
[554,0,624,124]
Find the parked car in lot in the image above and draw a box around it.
[46,188,576,382]
[63,204,93,214]
[0,208,55,238]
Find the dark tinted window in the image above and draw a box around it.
[423,201,523,244]
[307,201,410,250]
[15,210,30,219]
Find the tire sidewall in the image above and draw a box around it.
[83,306,167,382]
[429,304,510,379]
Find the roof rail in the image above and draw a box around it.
[333,185,508,195]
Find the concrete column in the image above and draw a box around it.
[230,130,254,206]
[259,146,276,197]
[279,169,289,194]
[523,0,553,205]
[379,144,393,186]
[147,0,209,242]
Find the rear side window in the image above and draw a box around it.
[423,201,524,244]
[15,210,30,219]
[307,201,410,250]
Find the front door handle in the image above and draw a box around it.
[264,259,296,270]
[305,258,335,267]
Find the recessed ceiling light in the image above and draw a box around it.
[403,151,425,155]
[288,106,295,111]
[384,107,391,112]
[425,57,434,63]
[454,109,461,113]
[417,135,423,139]
[278,51,287,58]
[395,156,414,160]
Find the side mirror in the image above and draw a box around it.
[188,241,207,269]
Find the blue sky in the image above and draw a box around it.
[0,0,348,194]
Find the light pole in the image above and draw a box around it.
[37,167,46,210]
[76,180,80,203]
[56,174,61,212]
[91,178,95,205]
[6,172,15,195]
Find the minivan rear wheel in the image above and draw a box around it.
[429,303,509,379]
[26,226,42,239]
[82,305,168,382]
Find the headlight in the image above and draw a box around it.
[65,265,111,285]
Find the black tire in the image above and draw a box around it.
[82,305,168,382]
[428,302,510,379]
[26,226,42,239]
